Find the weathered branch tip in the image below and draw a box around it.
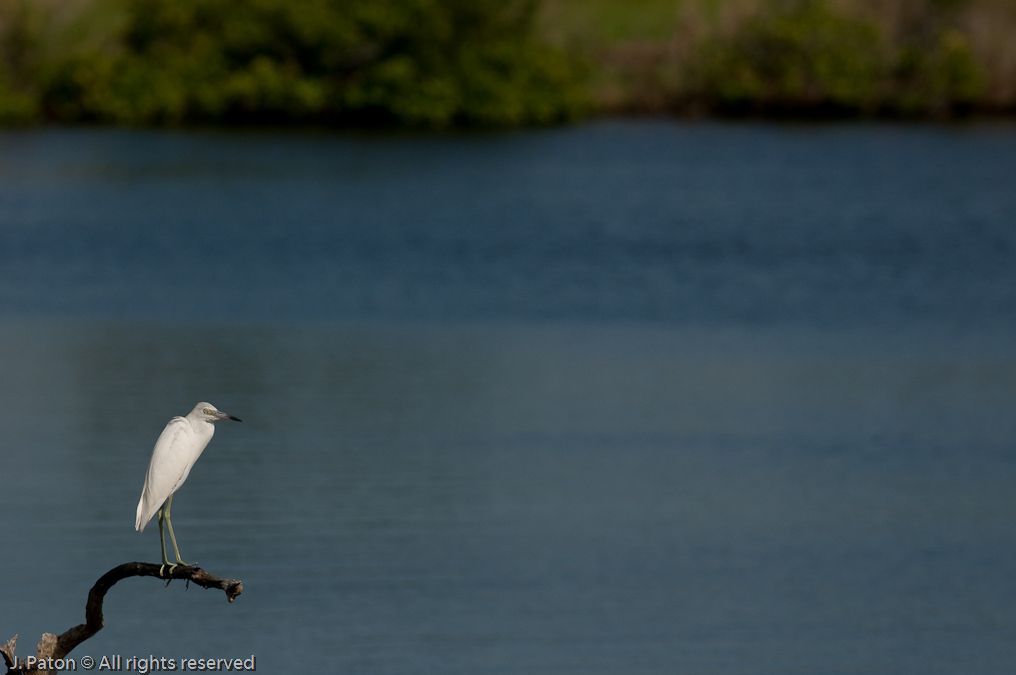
[1,636,17,670]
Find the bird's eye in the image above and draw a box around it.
[203,408,211,414]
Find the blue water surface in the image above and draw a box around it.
[2,121,1015,326]
[1,120,1015,674]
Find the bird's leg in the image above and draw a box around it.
[157,506,172,576]
[164,493,196,569]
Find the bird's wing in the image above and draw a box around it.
[135,416,194,532]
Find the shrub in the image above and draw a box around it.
[697,2,887,115]
[694,0,987,117]
[0,0,44,123]
[889,28,984,115]
[44,0,586,127]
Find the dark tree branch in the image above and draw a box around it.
[5,563,242,675]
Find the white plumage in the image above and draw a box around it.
[136,402,241,571]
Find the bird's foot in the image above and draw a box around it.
[159,561,196,577]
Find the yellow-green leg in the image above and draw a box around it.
[158,493,195,575]
[164,493,195,569]
[157,505,171,576]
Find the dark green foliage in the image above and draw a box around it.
[0,79,37,124]
[0,0,43,124]
[698,3,885,114]
[43,0,585,127]
[696,0,985,117]
[889,29,983,115]
[0,0,1003,126]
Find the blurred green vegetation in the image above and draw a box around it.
[541,0,1005,118]
[697,3,889,114]
[0,0,1013,127]
[694,2,984,116]
[2,0,586,127]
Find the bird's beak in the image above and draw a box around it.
[215,410,242,422]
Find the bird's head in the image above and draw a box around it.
[195,402,243,423]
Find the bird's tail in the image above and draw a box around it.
[136,492,152,532]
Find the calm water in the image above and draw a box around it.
[1,121,1016,673]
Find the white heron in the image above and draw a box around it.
[136,402,242,573]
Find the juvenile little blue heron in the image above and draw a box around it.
[136,402,242,573]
